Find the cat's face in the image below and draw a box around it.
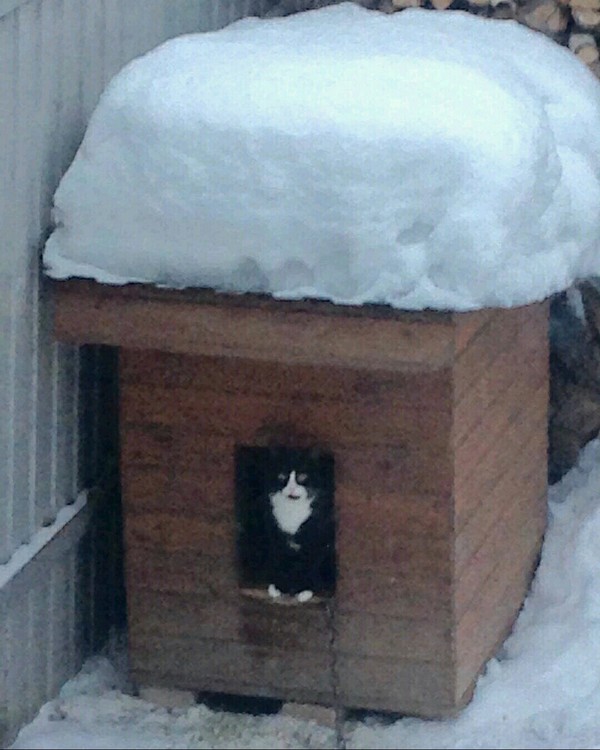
[272,469,311,504]
[261,446,333,506]
[264,448,323,496]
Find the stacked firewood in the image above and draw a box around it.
[369,0,600,77]
[270,1,600,77]
[267,0,600,78]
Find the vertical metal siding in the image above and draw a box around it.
[0,21,13,564]
[0,0,274,568]
[0,0,277,742]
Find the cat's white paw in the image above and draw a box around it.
[296,590,313,603]
[268,584,282,599]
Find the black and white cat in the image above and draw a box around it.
[262,449,335,603]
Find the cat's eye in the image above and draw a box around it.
[278,473,287,482]
[296,473,308,484]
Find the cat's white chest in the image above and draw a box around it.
[270,492,312,536]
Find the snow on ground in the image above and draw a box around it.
[44,4,600,311]
[12,437,600,749]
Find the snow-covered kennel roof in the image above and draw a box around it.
[43,3,600,311]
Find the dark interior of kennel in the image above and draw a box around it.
[234,445,336,596]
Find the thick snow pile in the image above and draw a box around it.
[44,4,600,311]
[12,437,600,749]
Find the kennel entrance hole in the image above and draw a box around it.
[235,445,336,599]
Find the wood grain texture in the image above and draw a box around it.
[120,432,234,521]
[337,521,451,579]
[455,476,547,621]
[53,279,456,372]
[334,443,453,497]
[120,349,452,410]
[452,308,495,355]
[128,589,332,652]
[131,668,335,707]
[451,300,548,702]
[113,294,549,718]
[125,513,234,557]
[129,636,335,700]
[453,303,545,402]
[122,385,450,447]
[125,548,237,597]
[454,498,546,700]
[455,385,548,530]
[453,315,549,443]
[338,489,451,544]
[336,567,452,621]
[454,378,548,524]
[336,611,452,663]
[455,414,548,571]
[337,655,456,716]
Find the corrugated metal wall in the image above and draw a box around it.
[0,1,275,744]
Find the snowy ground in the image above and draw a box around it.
[11,436,600,749]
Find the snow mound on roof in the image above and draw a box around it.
[43,4,600,311]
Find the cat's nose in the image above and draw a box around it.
[288,492,301,500]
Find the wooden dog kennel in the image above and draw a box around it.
[52,278,549,718]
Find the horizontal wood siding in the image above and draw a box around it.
[53,280,456,372]
[120,337,456,714]
[452,301,549,703]
[57,280,549,717]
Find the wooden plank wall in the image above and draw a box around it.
[119,302,549,716]
[452,302,549,704]
[0,1,276,744]
[52,279,456,372]
[120,345,457,716]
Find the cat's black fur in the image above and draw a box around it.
[261,447,335,597]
